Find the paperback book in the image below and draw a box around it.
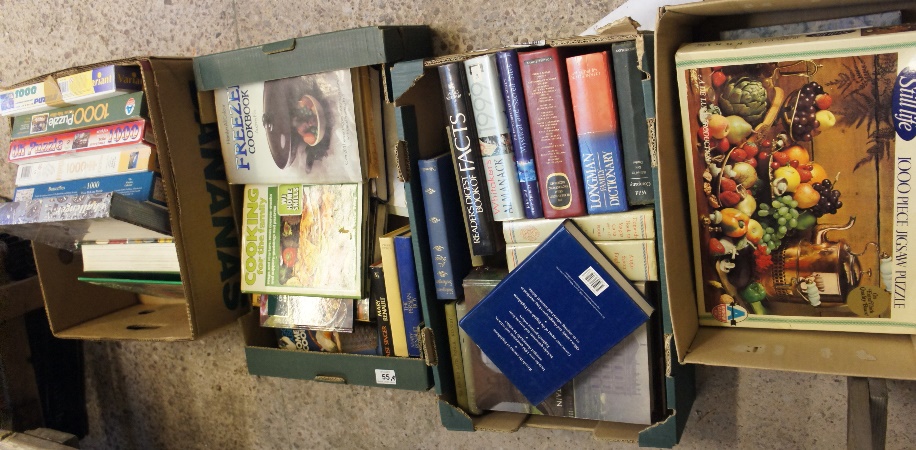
[676,27,916,333]
[277,324,379,355]
[241,183,366,298]
[458,220,653,405]
[80,238,178,273]
[78,272,184,299]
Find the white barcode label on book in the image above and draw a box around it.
[375,369,397,385]
[579,266,609,296]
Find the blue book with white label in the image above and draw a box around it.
[394,233,424,357]
[13,171,165,207]
[458,220,653,405]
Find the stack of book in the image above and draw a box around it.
[213,66,424,357]
[0,65,180,296]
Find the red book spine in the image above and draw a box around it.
[518,48,585,219]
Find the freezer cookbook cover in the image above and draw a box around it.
[676,26,916,333]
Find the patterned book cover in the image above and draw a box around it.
[610,40,655,205]
[8,119,151,163]
[258,294,354,332]
[418,153,472,300]
[394,233,423,357]
[677,27,916,332]
[459,221,653,405]
[496,49,544,219]
[464,54,526,221]
[240,183,366,298]
[503,208,655,244]
[506,239,658,282]
[438,62,500,256]
[11,91,146,140]
[14,171,166,207]
[213,69,364,185]
[15,144,157,187]
[567,51,629,215]
[1,65,143,117]
[518,48,586,219]
[277,323,380,355]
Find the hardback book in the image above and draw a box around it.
[446,127,496,266]
[13,171,166,208]
[0,192,171,251]
[443,300,470,412]
[8,120,152,163]
[258,294,354,332]
[77,272,184,299]
[610,39,655,205]
[719,11,902,40]
[277,323,380,355]
[213,68,367,185]
[0,65,143,117]
[382,98,408,216]
[240,183,367,298]
[394,232,423,357]
[438,62,500,256]
[458,220,653,405]
[496,49,544,219]
[10,91,147,140]
[676,27,916,333]
[418,153,473,300]
[369,261,396,357]
[15,144,157,186]
[503,208,655,244]
[80,238,178,272]
[506,239,658,282]
[464,54,526,221]
[567,51,629,215]
[378,225,411,356]
[518,48,586,219]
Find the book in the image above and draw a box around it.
[518,48,586,219]
[610,39,655,205]
[13,171,166,208]
[458,221,653,405]
[378,225,411,356]
[0,192,171,251]
[464,54,526,221]
[446,127,492,267]
[240,183,366,298]
[418,153,473,300]
[382,97,408,216]
[676,27,916,333]
[15,144,157,186]
[0,65,143,116]
[213,68,366,185]
[8,120,152,163]
[502,208,655,244]
[277,323,380,355]
[258,294,354,332]
[443,300,469,412]
[369,262,395,356]
[394,232,423,357]
[80,238,178,272]
[438,62,500,256]
[506,239,658,282]
[77,272,184,299]
[496,49,544,219]
[10,91,147,140]
[567,51,629,215]
[719,11,902,40]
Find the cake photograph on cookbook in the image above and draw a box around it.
[676,26,916,333]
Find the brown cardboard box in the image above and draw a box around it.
[6,58,246,340]
[656,0,916,376]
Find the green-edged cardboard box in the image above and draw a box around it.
[192,26,437,391]
[389,20,695,448]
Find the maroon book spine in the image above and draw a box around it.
[517,48,586,218]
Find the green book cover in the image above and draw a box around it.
[10,91,146,140]
[611,39,655,205]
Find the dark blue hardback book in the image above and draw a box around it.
[458,220,653,405]
[394,233,423,357]
[438,62,499,256]
[418,153,473,300]
[495,50,544,219]
[13,171,165,207]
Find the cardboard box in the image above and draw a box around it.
[656,0,916,377]
[5,58,248,340]
[193,26,437,391]
[390,21,695,447]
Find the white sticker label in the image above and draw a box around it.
[579,266,609,296]
[375,369,397,385]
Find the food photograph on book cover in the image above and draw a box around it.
[678,30,916,333]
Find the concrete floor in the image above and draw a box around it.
[2,0,916,448]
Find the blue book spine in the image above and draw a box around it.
[577,133,629,214]
[394,234,423,357]
[12,171,164,207]
[418,154,473,300]
[495,50,544,219]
